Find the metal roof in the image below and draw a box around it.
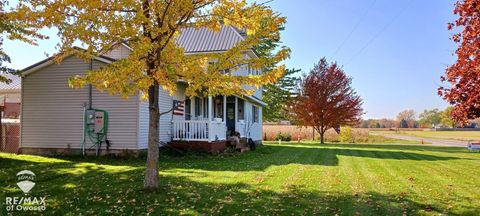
[177,25,245,53]
[0,73,21,91]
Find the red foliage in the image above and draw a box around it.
[291,58,363,143]
[440,0,480,123]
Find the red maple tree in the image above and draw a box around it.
[291,58,363,144]
[439,0,480,123]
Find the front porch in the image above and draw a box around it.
[171,95,247,142]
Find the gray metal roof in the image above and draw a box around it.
[0,73,21,91]
[177,25,244,53]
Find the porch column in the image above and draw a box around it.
[208,96,213,142]
[190,97,194,119]
[223,95,227,122]
[234,97,238,123]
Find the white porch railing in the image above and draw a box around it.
[172,120,226,141]
[172,120,209,141]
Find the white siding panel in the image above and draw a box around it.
[239,101,262,141]
[103,44,131,59]
[22,56,139,150]
[138,89,174,149]
[138,99,148,149]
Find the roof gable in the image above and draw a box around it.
[20,48,115,77]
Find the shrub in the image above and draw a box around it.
[275,132,292,141]
[340,126,353,143]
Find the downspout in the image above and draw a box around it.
[82,103,86,156]
[88,59,93,109]
[83,59,93,155]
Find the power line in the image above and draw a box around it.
[330,0,378,61]
[345,0,414,66]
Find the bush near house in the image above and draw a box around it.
[275,132,292,141]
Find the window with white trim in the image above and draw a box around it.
[237,98,245,121]
[252,105,259,123]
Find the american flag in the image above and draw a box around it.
[173,100,185,115]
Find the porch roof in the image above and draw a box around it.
[243,94,267,107]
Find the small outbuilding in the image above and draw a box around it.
[0,73,21,119]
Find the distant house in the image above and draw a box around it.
[0,73,21,119]
[19,26,265,155]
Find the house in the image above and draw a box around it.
[19,26,265,155]
[0,73,21,119]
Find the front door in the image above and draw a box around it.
[226,101,235,136]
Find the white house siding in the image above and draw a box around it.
[21,56,139,150]
[235,100,262,141]
[231,59,263,101]
[137,86,179,149]
[104,44,131,60]
[251,105,263,141]
[138,100,148,149]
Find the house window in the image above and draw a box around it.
[237,98,244,121]
[203,97,208,118]
[220,69,230,74]
[195,97,201,117]
[252,105,259,123]
[248,65,261,75]
[214,95,223,120]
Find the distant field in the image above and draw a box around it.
[375,131,480,141]
[262,125,423,144]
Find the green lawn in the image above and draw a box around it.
[375,130,480,141]
[1,143,480,215]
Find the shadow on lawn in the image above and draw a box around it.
[156,143,467,172]
[1,156,476,215]
[270,142,471,153]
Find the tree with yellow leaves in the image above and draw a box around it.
[14,0,289,190]
[1,0,45,82]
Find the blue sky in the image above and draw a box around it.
[3,0,457,119]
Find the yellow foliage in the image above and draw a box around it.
[14,0,290,99]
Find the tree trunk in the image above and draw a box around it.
[319,126,325,144]
[144,81,160,190]
[320,131,325,144]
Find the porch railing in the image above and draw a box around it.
[172,120,209,141]
[172,120,226,141]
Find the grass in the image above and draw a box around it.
[361,134,427,144]
[294,135,427,145]
[1,143,480,215]
[375,130,480,142]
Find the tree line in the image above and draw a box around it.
[360,107,480,129]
